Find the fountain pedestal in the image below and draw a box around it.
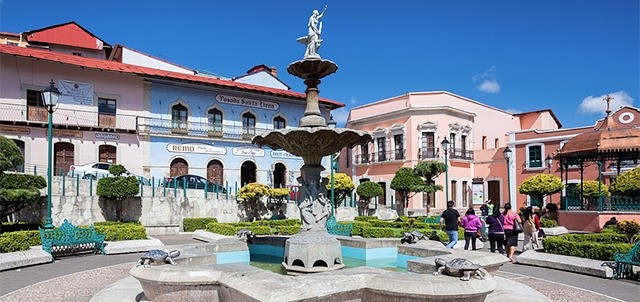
[282,229,344,275]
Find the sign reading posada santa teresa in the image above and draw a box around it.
[167,143,227,155]
[215,94,279,111]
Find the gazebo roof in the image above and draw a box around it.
[556,103,640,161]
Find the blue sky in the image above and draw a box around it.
[1,0,638,128]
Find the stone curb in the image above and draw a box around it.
[0,237,164,271]
[0,246,53,271]
[516,250,613,278]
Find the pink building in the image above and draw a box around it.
[344,91,562,214]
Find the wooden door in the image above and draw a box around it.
[54,142,74,175]
[98,145,117,163]
[170,158,189,177]
[273,163,286,188]
[487,180,501,206]
[240,161,256,186]
[207,160,224,185]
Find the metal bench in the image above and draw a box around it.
[326,216,352,236]
[423,215,441,224]
[612,241,640,280]
[39,219,106,256]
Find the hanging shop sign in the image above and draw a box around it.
[95,133,120,140]
[270,150,302,159]
[0,125,30,135]
[215,94,279,111]
[58,79,94,106]
[45,129,83,138]
[167,143,226,155]
[232,146,265,157]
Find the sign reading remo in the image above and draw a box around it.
[167,143,226,155]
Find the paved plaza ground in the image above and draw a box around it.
[0,234,637,302]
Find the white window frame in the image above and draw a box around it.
[525,143,546,171]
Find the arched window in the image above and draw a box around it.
[242,112,256,136]
[170,158,189,177]
[171,104,188,131]
[273,116,286,129]
[98,145,117,163]
[273,163,286,188]
[208,108,223,133]
[54,142,74,176]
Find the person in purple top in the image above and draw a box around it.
[485,207,505,254]
[460,208,484,250]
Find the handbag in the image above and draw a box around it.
[513,217,524,233]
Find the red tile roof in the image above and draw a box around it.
[0,44,344,109]
[24,21,110,50]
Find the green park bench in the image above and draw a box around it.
[612,241,640,280]
[39,219,106,256]
[424,215,441,224]
[326,216,352,236]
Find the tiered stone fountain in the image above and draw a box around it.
[252,11,372,274]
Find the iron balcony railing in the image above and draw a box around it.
[0,102,138,131]
[449,148,474,160]
[563,195,640,212]
[418,147,439,159]
[354,149,406,164]
[136,116,280,140]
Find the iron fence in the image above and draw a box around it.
[563,195,640,212]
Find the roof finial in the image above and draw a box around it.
[604,94,613,115]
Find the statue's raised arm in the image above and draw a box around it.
[297,5,328,59]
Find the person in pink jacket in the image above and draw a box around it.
[460,208,484,250]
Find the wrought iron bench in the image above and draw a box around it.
[39,219,106,256]
[423,215,441,224]
[612,241,640,280]
[326,216,352,236]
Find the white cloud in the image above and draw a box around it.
[578,91,635,115]
[330,107,350,127]
[504,108,523,114]
[473,66,501,93]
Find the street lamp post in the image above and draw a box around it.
[42,80,60,229]
[441,138,450,202]
[545,155,553,205]
[503,146,513,206]
[327,115,337,217]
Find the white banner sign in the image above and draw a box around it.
[472,183,484,205]
[58,79,94,106]
[270,150,302,159]
[167,143,227,155]
[215,94,279,111]
[232,146,265,157]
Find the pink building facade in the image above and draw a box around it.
[345,91,563,214]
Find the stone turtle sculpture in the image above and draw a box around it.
[236,228,255,243]
[137,249,180,268]
[433,258,485,281]
[400,230,427,244]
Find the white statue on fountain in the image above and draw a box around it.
[297,5,327,59]
[297,174,331,231]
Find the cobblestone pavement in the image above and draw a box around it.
[0,263,630,302]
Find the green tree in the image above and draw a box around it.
[96,164,139,221]
[238,183,270,221]
[390,167,425,216]
[575,180,609,198]
[325,172,355,208]
[268,187,291,212]
[0,136,46,232]
[413,161,446,215]
[518,173,564,206]
[355,181,383,216]
[610,166,640,197]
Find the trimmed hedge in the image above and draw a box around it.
[0,222,41,232]
[265,219,300,227]
[543,234,632,261]
[0,230,41,253]
[540,218,558,228]
[362,227,395,238]
[205,222,272,236]
[94,222,147,241]
[354,216,379,222]
[183,218,219,232]
[351,221,370,237]
[274,225,300,235]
